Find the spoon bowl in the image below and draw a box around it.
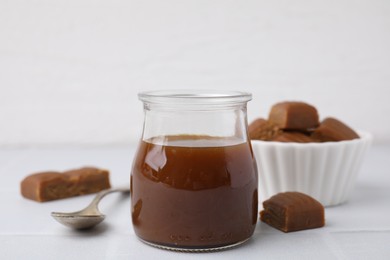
[51,212,106,230]
[51,187,129,229]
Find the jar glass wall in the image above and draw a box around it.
[131,90,258,251]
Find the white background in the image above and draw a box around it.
[1,0,389,146]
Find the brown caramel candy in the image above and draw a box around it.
[248,118,281,141]
[271,131,315,143]
[311,117,359,142]
[21,167,111,202]
[268,102,319,130]
[260,192,325,232]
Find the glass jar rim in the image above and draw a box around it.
[138,90,252,105]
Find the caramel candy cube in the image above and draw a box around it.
[21,167,111,202]
[311,117,359,142]
[268,102,319,130]
[260,192,325,232]
[271,131,316,143]
[248,118,281,141]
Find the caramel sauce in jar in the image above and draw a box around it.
[131,135,258,251]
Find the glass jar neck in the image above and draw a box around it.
[139,90,252,144]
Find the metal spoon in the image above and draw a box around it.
[51,187,130,229]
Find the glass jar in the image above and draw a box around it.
[131,90,258,252]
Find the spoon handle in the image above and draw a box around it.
[87,187,130,210]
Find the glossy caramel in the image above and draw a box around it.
[131,135,258,249]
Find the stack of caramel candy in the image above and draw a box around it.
[249,101,359,143]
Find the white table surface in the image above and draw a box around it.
[1,145,389,260]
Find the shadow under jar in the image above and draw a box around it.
[131,90,258,252]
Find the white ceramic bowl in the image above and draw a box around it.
[252,131,372,206]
